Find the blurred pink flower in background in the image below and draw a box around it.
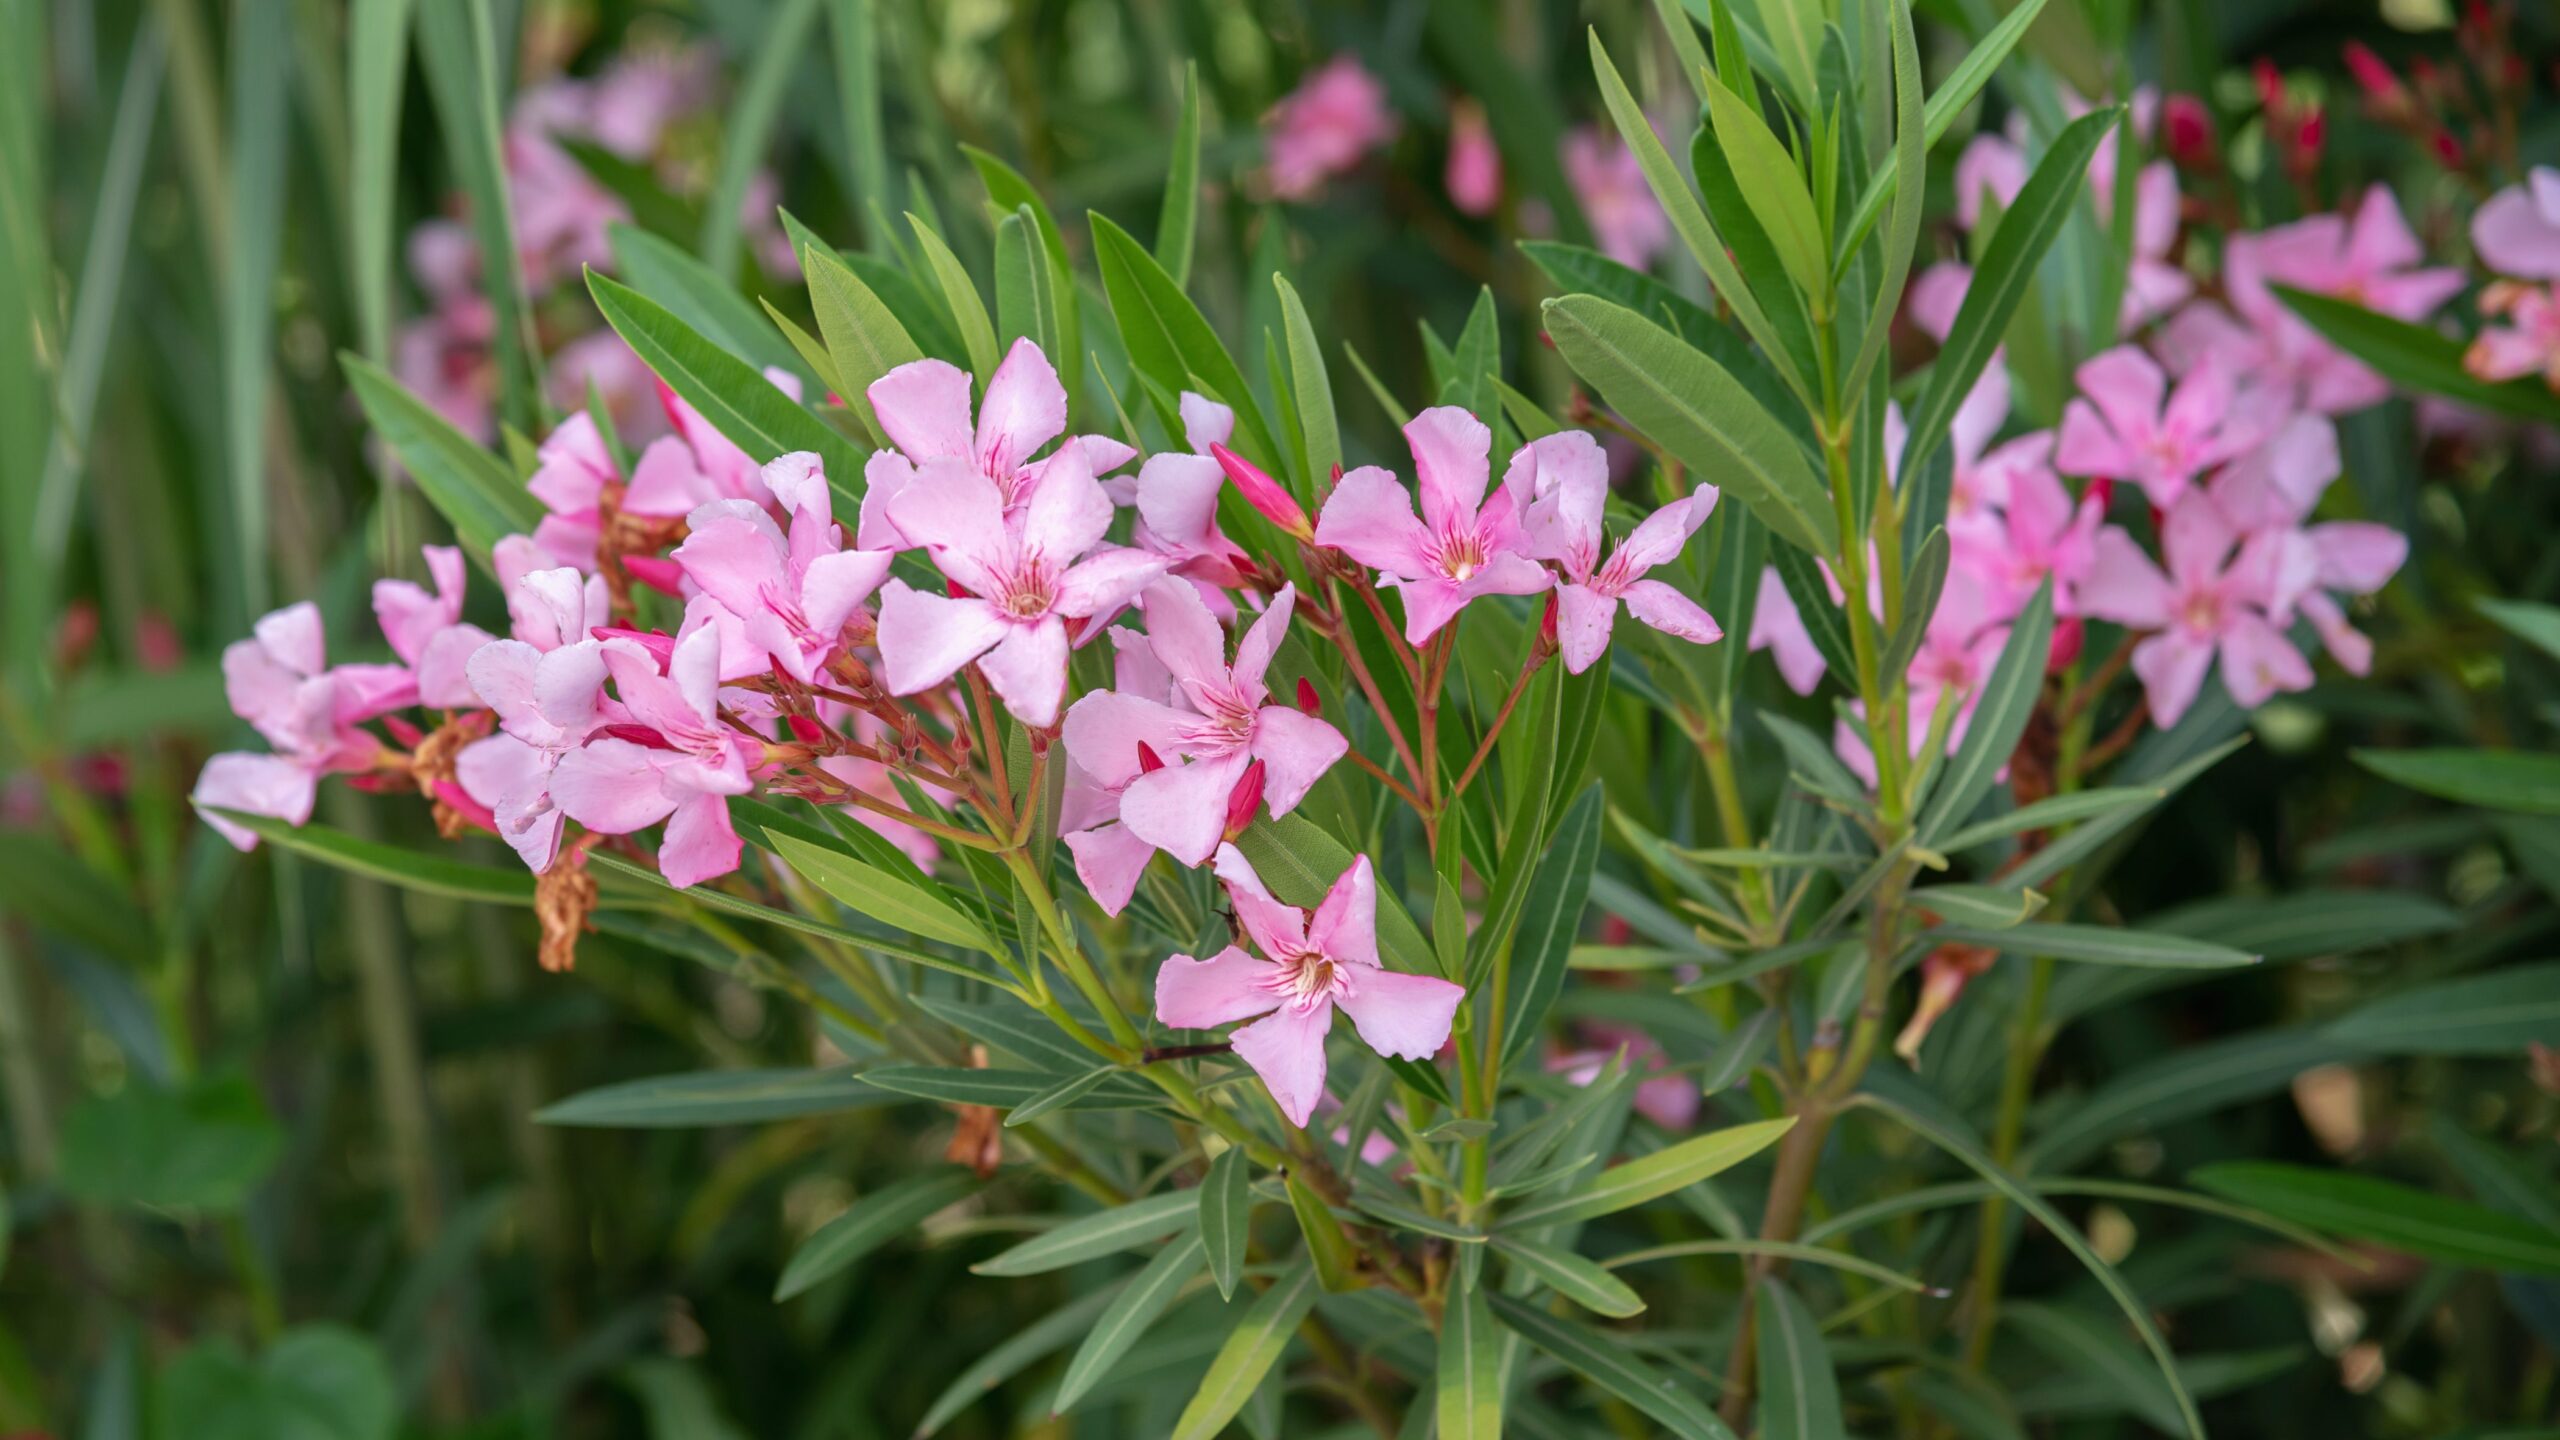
[1562,125,1671,270]
[1265,56,1395,201]
[1445,98,1502,216]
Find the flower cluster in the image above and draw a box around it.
[2469,167,2560,391]
[194,338,1723,1121]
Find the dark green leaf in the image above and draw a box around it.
[537,1068,896,1127]
[774,1167,978,1299]
[2192,1163,2560,1276]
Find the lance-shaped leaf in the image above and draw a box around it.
[1932,920,2257,968]
[2192,1163,2560,1276]
[342,356,540,568]
[1545,294,1836,555]
[537,1068,898,1128]
[774,1167,978,1299]
[1437,1283,1504,1439]
[1090,212,1280,469]
[1917,578,2052,841]
[1757,1282,1848,1440]
[770,833,996,956]
[2354,748,2560,815]
[1054,1230,1209,1410]
[1492,1235,1646,1317]
[2278,287,2560,424]
[1840,0,2055,258]
[1698,70,1827,304]
[974,1191,1200,1276]
[1171,1263,1320,1440]
[804,240,922,443]
[1840,0,1926,404]
[1502,1116,1794,1230]
[1487,1293,1733,1439]
[2324,962,2560,1056]
[1200,1146,1252,1301]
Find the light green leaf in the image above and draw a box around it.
[1274,273,1338,496]
[1915,884,2047,930]
[1544,294,1835,555]
[610,222,808,383]
[1503,1116,1794,1230]
[1171,1263,1319,1440]
[1933,920,2256,969]
[1437,1283,1505,1439]
[2192,1163,2560,1276]
[1004,1065,1120,1126]
[1840,0,1924,404]
[347,0,414,364]
[699,0,817,277]
[974,1191,1199,1276]
[825,0,888,233]
[1286,1172,1362,1292]
[1156,63,1202,286]
[1700,71,1827,303]
[416,0,537,429]
[804,240,922,442]
[2479,597,2560,665]
[906,213,1000,383]
[342,354,540,568]
[1201,1146,1252,1301]
[770,832,995,955]
[1501,784,1606,1066]
[1757,1282,1847,1440]
[1055,1229,1208,1410]
[59,1074,280,1212]
[2355,747,2560,815]
[1839,0,2055,258]
[537,1068,897,1128]
[1937,786,2163,852]
[1492,1235,1645,1317]
[774,1167,978,1299]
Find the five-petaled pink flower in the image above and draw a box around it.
[2077,497,2312,726]
[1505,431,1722,673]
[673,452,892,685]
[549,626,756,888]
[1063,580,1346,866]
[1315,407,1550,644]
[859,338,1133,549]
[457,567,613,873]
[192,603,404,849]
[2056,345,2273,507]
[1155,847,1463,1127]
[877,439,1167,727]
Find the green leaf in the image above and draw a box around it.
[59,1075,281,1211]
[1437,1283,1505,1439]
[1917,578,2052,841]
[1503,1116,1794,1230]
[536,1067,897,1127]
[347,0,415,364]
[913,1285,1125,1437]
[1492,1235,1646,1317]
[2325,962,2560,1056]
[2191,1163,2560,1276]
[1937,786,2162,852]
[803,240,923,443]
[2003,1303,2185,1435]
[698,0,818,277]
[1544,294,1835,555]
[769,832,996,955]
[1501,784,1606,1066]
[203,808,556,908]
[974,1191,1199,1276]
[860,1065,1156,1110]
[1171,1263,1320,1440]
[1933,920,2257,969]
[825,0,888,238]
[906,213,1000,383]
[1839,0,2055,258]
[2027,1027,2359,1172]
[993,209,1061,368]
[1090,212,1279,469]
[1286,1172,1362,1292]
[609,222,808,383]
[1756,1282,1848,1440]
[1701,1008,1781,1095]
[2479,596,2560,665]
[2355,748,2560,815]
[1200,1146,1252,1301]
[1900,110,2113,482]
[1234,813,1434,978]
[1840,0,1924,404]
[1156,63,1202,287]
[416,0,536,429]
[589,271,871,494]
[0,831,152,968]
[2277,287,2560,424]
[1273,274,1339,496]
[342,354,540,568]
[1588,31,1810,410]
[1487,1293,1733,1440]
[1004,1065,1120,1126]
[1057,1229,1209,1410]
[1879,524,1948,684]
[773,1167,978,1299]
[1699,71,1827,303]
[1852,1087,2203,1439]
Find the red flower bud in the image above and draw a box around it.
[2294,107,2327,164]
[622,554,685,597]
[946,578,972,600]
[1537,590,1561,654]
[2342,42,2405,107]
[1211,442,1314,541]
[2046,615,2085,675]
[1135,741,1166,775]
[1295,677,1321,716]
[1222,759,1267,841]
[786,713,826,745]
[2162,94,2214,166]
[382,714,427,748]
[2086,476,2115,513]
[599,723,673,749]
[2432,128,2465,167]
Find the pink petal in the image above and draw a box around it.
[2217,613,2313,709]
[761,450,831,522]
[1065,821,1157,915]
[1062,689,1196,787]
[2160,496,2237,585]
[1133,454,1225,547]
[1179,392,1236,452]
[467,639,544,727]
[975,615,1070,727]
[621,435,713,518]
[1336,968,1464,1062]
[534,640,610,732]
[857,450,918,550]
[550,737,679,833]
[2077,529,2174,630]
[658,790,745,888]
[1230,1001,1334,1127]
[1056,548,1171,623]
[1555,582,1618,674]
[2308,521,2405,594]
[885,459,1010,583]
[974,337,1068,476]
[1616,489,1717,573]
[1308,854,1379,970]
[192,752,320,849]
[1213,843,1310,957]
[1138,576,1229,696]
[672,503,788,620]
[2345,185,2423,276]
[253,602,327,679]
[868,357,975,463]
[1120,750,1250,866]
[1404,406,1493,534]
[877,582,1008,697]
[2131,632,2215,727]
[2074,346,2167,451]
[1250,706,1347,816]
[1155,944,1282,1030]
[1022,438,1112,559]
[2475,180,2560,281]
[1622,578,1723,649]
[1503,431,1609,568]
[1232,584,1297,695]
[415,624,494,709]
[1314,466,1433,576]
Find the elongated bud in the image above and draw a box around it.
[2162,94,2214,168]
[599,722,673,749]
[946,578,972,600]
[1223,759,1267,840]
[2342,42,2407,111]
[1537,590,1561,656]
[786,713,826,746]
[1136,741,1166,775]
[1893,943,1998,1066]
[622,554,685,597]
[2046,615,2085,675]
[1295,677,1321,717]
[382,713,428,748]
[1211,443,1313,541]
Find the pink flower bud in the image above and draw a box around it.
[1211,443,1313,541]
[2343,42,2406,108]
[2162,95,2213,167]
[622,554,685,596]
[1538,590,1561,654]
[382,714,427,749]
[1223,758,1267,840]
[786,714,825,746]
[599,722,672,749]
[1296,677,1321,716]
[431,779,499,834]
[2047,616,2085,675]
[1136,741,1166,776]
[2086,476,2115,514]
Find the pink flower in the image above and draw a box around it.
[1837,570,2012,784]
[1562,126,1671,270]
[1504,431,1721,672]
[2077,497,2313,726]
[2468,283,2560,390]
[2206,414,2406,675]
[547,330,665,447]
[673,453,893,685]
[2056,345,2274,507]
[1062,581,1347,867]
[858,339,1134,549]
[876,440,1168,727]
[622,370,804,521]
[1314,407,1551,644]
[1952,448,2107,617]
[1117,394,1255,607]
[549,626,755,888]
[1748,567,1828,696]
[1953,133,2027,232]
[1908,262,1973,344]
[1265,56,1395,202]
[1057,629,1183,913]
[2113,162,2194,331]
[457,568,614,873]
[1154,847,1463,1127]
[373,545,494,709]
[2473,168,2560,281]
[525,413,621,570]
[1446,99,1502,217]
[192,604,400,850]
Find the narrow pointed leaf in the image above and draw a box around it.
[1200,1146,1252,1301]
[774,1167,977,1299]
[1756,1282,1848,1440]
[1493,1235,1646,1317]
[1171,1263,1319,1440]
[1437,1283,1505,1439]
[1487,1294,1733,1440]
[974,1191,1199,1276]
[1055,1230,1209,1410]
[1917,579,2052,841]
[1503,1116,1794,1230]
